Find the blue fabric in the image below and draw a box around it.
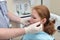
[0,1,9,28]
[23,32,55,40]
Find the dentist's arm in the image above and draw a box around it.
[0,22,42,39]
[0,28,25,39]
[7,11,21,23]
[7,11,30,25]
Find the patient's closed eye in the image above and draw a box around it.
[32,16,36,19]
[31,15,36,19]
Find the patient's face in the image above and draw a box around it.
[29,10,42,24]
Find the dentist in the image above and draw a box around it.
[0,22,42,39]
[0,0,26,28]
[0,0,42,40]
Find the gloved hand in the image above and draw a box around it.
[24,22,43,34]
[20,18,30,26]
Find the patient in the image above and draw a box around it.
[22,5,56,40]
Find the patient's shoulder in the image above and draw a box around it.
[23,32,55,40]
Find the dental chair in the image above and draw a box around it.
[50,13,60,30]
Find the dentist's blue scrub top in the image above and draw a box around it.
[0,1,9,28]
[23,32,55,40]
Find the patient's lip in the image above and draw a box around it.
[28,20,30,22]
[27,20,33,24]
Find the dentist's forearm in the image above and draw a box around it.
[7,11,21,23]
[0,28,25,39]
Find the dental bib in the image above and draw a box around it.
[22,32,54,40]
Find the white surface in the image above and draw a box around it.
[13,0,42,16]
[31,0,41,7]
[50,13,60,30]
[0,0,5,1]
[43,0,50,9]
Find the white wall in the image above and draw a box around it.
[6,0,60,15]
[43,0,60,15]
[6,0,41,12]
[43,0,50,10]
[50,0,60,15]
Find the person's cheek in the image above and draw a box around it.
[33,19,39,23]
[28,18,39,24]
[28,18,34,24]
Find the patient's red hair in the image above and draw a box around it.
[33,5,56,35]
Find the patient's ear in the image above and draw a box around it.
[41,18,47,24]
